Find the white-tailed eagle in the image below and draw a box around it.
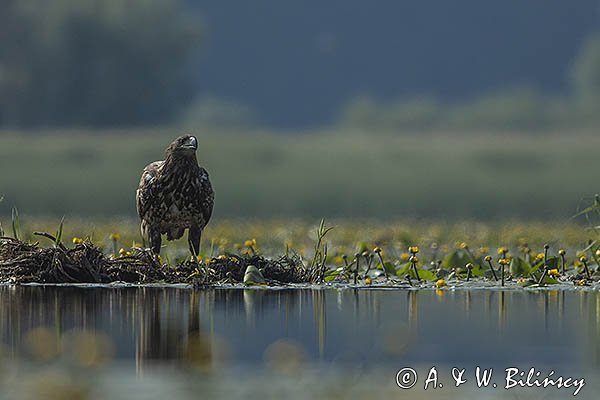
[136,135,214,256]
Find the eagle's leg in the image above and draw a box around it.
[188,226,201,258]
[149,228,162,255]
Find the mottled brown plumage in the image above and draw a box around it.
[136,135,214,256]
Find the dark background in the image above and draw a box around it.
[193,0,600,127]
[2,0,599,129]
[1,0,600,219]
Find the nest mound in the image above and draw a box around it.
[0,236,311,286]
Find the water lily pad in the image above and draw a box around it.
[510,257,532,276]
[442,250,470,270]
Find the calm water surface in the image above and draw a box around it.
[0,286,598,399]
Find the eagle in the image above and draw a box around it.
[136,135,214,257]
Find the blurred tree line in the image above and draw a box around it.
[337,33,600,133]
[0,0,202,127]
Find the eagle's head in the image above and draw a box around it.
[166,135,198,158]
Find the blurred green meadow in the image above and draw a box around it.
[0,128,599,220]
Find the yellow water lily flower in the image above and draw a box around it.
[408,246,419,254]
[435,279,447,288]
[72,237,83,245]
[548,269,560,277]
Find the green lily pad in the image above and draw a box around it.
[442,250,470,270]
[378,261,397,275]
[394,263,436,281]
[510,257,532,277]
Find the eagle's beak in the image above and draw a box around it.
[182,136,198,150]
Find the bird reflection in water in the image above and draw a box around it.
[0,286,598,375]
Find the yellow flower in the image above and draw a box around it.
[109,233,120,241]
[365,277,372,285]
[579,255,588,263]
[72,237,83,245]
[399,252,410,262]
[408,246,419,254]
[517,278,528,284]
[497,247,508,255]
[119,248,127,256]
[334,256,344,265]
[459,242,468,249]
[435,279,447,288]
[498,258,511,265]
[548,269,560,277]
[534,253,544,262]
[484,255,492,262]
[373,246,382,254]
[558,249,566,256]
[244,239,257,248]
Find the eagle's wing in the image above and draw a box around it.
[199,167,214,227]
[136,161,163,220]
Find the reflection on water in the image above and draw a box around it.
[0,286,598,399]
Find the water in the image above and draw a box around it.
[0,285,598,399]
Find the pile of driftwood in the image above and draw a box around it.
[0,234,311,286]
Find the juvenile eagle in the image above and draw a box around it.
[136,135,214,256]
